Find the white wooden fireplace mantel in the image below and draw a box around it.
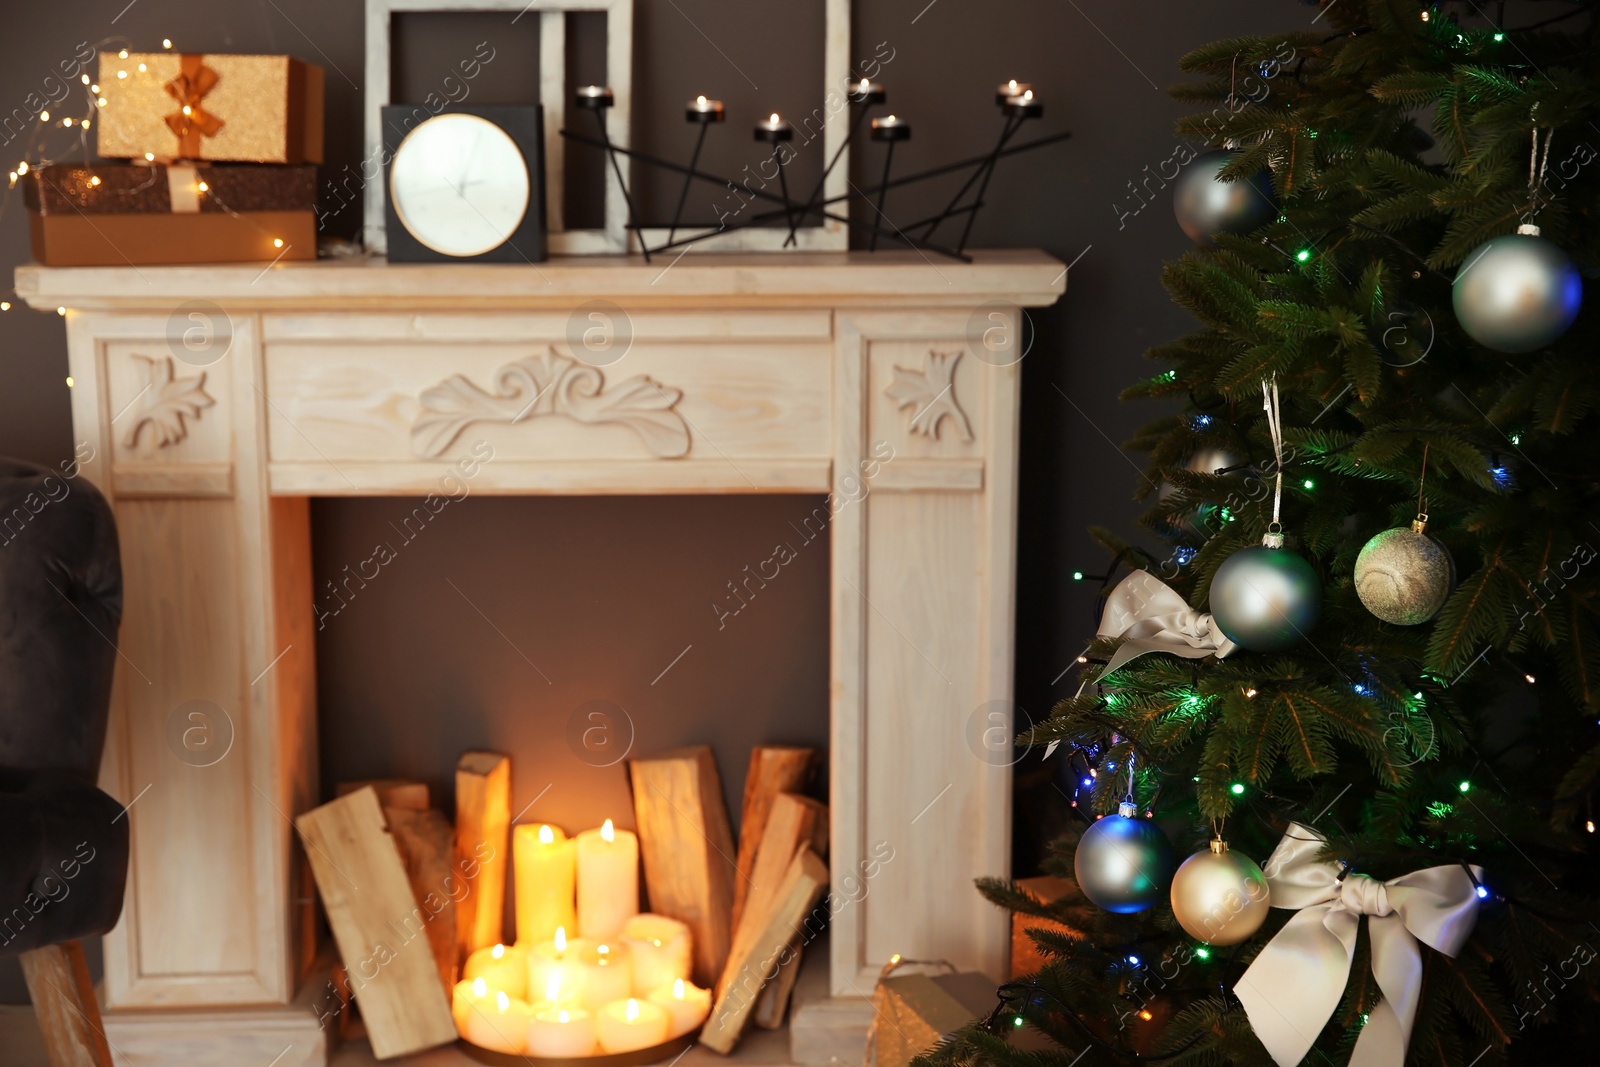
[16,251,1064,1066]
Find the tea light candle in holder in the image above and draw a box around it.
[597,997,671,1054]
[572,938,633,1010]
[1001,88,1043,119]
[754,112,793,143]
[569,88,647,261]
[462,990,533,1054]
[850,78,886,106]
[870,114,911,142]
[621,913,692,992]
[867,116,911,251]
[452,976,494,1035]
[463,943,527,1002]
[994,79,1034,105]
[646,977,712,1038]
[526,1003,598,1058]
[574,84,614,110]
[685,95,725,123]
[576,819,639,938]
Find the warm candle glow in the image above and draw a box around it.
[697,95,707,105]
[539,824,555,844]
[197,181,208,192]
[861,78,870,90]
[1008,79,1018,92]
[546,973,562,1002]
[887,114,897,122]
[597,943,610,960]
[496,991,510,1012]
[1022,90,1034,101]
[673,979,685,1000]
[182,105,192,115]
[492,944,506,960]
[555,926,567,952]
[769,113,780,124]
[473,977,487,997]
[625,998,640,1022]
[558,1009,571,1023]
[601,819,615,843]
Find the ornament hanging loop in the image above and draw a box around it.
[1525,121,1553,225]
[1261,376,1286,547]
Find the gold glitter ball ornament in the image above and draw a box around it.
[1354,518,1454,626]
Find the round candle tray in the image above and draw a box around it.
[458,1032,696,1067]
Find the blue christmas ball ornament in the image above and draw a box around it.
[1453,226,1582,353]
[1074,802,1175,913]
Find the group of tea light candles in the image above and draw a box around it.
[452,820,712,1056]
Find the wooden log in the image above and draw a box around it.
[336,778,429,811]
[721,793,827,997]
[629,745,738,987]
[701,846,828,1054]
[18,941,113,1067]
[752,938,803,1029]
[295,786,457,1059]
[730,746,814,932]
[455,751,511,962]
[385,805,459,992]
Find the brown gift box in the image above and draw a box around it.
[867,964,997,1067]
[96,53,324,163]
[1010,875,1075,978]
[27,163,317,267]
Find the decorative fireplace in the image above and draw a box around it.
[16,250,1064,1065]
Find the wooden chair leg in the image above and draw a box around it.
[18,941,114,1067]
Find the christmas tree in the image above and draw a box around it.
[923,2,1600,1065]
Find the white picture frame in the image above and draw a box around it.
[364,0,852,256]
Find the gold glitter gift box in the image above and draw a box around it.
[95,52,324,164]
[866,962,998,1067]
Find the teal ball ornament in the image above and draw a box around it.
[1074,802,1175,914]
[1209,542,1322,651]
[1453,227,1582,353]
[1173,150,1278,246]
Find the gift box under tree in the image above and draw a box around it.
[96,52,323,163]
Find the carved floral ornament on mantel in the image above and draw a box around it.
[886,349,974,442]
[411,348,692,459]
[123,355,215,449]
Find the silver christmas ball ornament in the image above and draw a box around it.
[1354,518,1454,625]
[1174,150,1278,247]
[1170,838,1271,946]
[1209,539,1322,651]
[1074,802,1175,914]
[1453,226,1582,353]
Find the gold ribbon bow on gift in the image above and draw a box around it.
[1095,570,1238,676]
[163,56,226,158]
[1234,823,1483,1067]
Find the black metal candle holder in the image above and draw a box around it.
[668,97,725,244]
[867,116,910,251]
[575,85,650,261]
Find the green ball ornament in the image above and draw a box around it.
[1209,537,1322,651]
[1169,838,1270,946]
[1074,801,1175,914]
[1354,518,1454,625]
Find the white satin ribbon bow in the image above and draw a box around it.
[1235,823,1483,1067]
[1096,570,1238,676]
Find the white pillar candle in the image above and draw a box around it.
[526,925,575,1005]
[597,996,671,1054]
[576,819,639,939]
[525,1003,598,1057]
[622,914,692,993]
[646,977,711,1038]
[571,938,633,1011]
[514,823,577,945]
[463,942,527,1002]
[462,989,533,1054]
[452,976,494,1035]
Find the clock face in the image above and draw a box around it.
[389,113,531,257]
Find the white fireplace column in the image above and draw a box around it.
[17,251,1065,1065]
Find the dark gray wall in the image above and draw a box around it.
[0,0,1313,1001]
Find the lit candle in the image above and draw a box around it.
[526,1003,598,1057]
[461,989,533,1054]
[527,925,575,1002]
[621,914,692,993]
[463,943,527,1001]
[452,976,494,1035]
[647,977,711,1038]
[995,79,1035,105]
[514,823,576,945]
[1002,88,1043,118]
[597,997,671,1054]
[851,79,886,105]
[576,819,639,938]
[575,85,614,110]
[754,112,794,143]
[571,938,633,1011]
[686,95,726,123]
[870,114,912,142]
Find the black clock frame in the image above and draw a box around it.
[381,103,547,263]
